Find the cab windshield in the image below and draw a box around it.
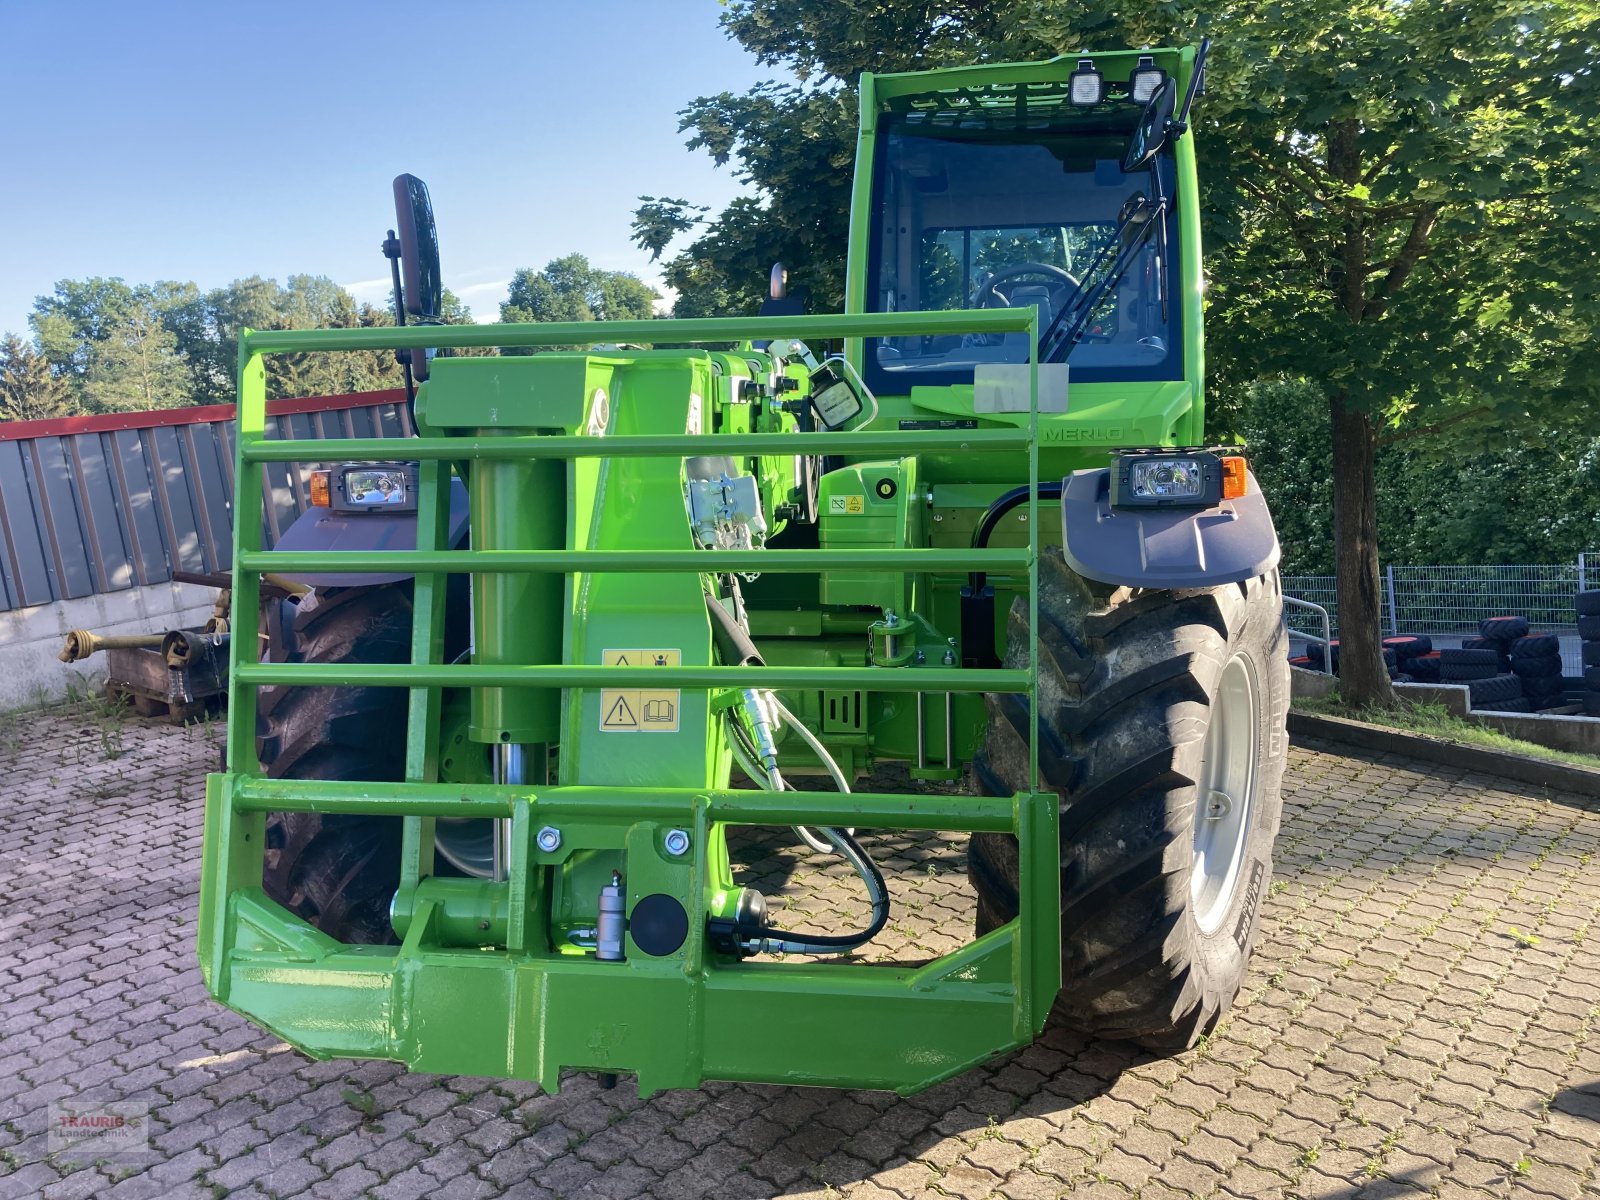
[864,110,1180,395]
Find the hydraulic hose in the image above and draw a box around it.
[968,481,1064,595]
[705,592,764,666]
[708,587,888,953]
[740,814,889,956]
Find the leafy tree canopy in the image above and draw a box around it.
[646,0,1600,704]
[501,253,659,325]
[0,334,74,422]
[499,254,660,351]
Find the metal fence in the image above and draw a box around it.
[0,391,410,612]
[1284,557,1600,674]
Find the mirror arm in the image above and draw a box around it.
[1169,36,1211,140]
[381,227,416,417]
[382,230,408,329]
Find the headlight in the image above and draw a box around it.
[343,466,410,508]
[1110,449,1247,508]
[309,462,419,512]
[1130,458,1204,499]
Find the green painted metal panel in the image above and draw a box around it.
[240,428,1033,463]
[423,355,590,429]
[239,547,1030,574]
[235,662,1029,692]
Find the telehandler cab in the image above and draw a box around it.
[199,42,1289,1096]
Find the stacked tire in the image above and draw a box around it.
[1384,635,1431,683]
[1408,650,1442,683]
[1460,635,1511,672]
[1508,632,1564,712]
[1578,590,1600,717]
[1437,642,1525,711]
[1304,639,1338,674]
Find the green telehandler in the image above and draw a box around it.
[199,42,1290,1096]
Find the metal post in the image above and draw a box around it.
[1385,565,1399,636]
[1581,553,1587,594]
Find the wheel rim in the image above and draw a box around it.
[1191,653,1259,935]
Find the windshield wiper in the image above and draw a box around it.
[1038,195,1168,363]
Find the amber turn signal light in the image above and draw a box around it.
[1220,456,1247,500]
[308,470,331,507]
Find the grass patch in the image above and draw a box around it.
[1294,693,1600,770]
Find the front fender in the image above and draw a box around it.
[1060,467,1280,590]
[272,478,469,587]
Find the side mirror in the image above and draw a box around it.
[1122,78,1177,173]
[392,174,442,320]
[809,357,870,430]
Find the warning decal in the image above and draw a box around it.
[599,649,682,732]
[602,649,681,668]
[602,693,638,729]
[828,495,865,515]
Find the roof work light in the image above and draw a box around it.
[1129,55,1168,103]
[1068,58,1104,106]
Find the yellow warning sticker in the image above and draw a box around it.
[828,495,866,515]
[601,648,681,668]
[599,649,682,732]
[599,689,680,732]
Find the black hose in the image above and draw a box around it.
[745,827,889,954]
[703,588,890,955]
[705,592,764,667]
[969,482,1064,594]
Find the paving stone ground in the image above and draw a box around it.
[3,701,1600,1199]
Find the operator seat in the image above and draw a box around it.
[1007,284,1057,331]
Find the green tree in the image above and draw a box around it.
[659,0,1600,706]
[0,334,76,422]
[150,280,226,405]
[632,3,1044,315]
[82,301,194,412]
[30,277,139,384]
[500,254,659,350]
[1161,0,1598,704]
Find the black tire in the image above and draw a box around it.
[1510,633,1561,659]
[1391,673,1415,684]
[1441,647,1499,667]
[1461,636,1496,652]
[1522,674,1566,700]
[1467,673,1523,705]
[1383,634,1431,659]
[1408,655,1442,682]
[1584,666,1600,690]
[1306,640,1338,674]
[1478,697,1534,714]
[1512,653,1563,680]
[1480,615,1530,642]
[1586,694,1600,717]
[1382,647,1397,671]
[1441,662,1498,682]
[969,553,1290,1048]
[1576,590,1600,617]
[1577,615,1600,640]
[258,583,415,945]
[1586,642,1600,669]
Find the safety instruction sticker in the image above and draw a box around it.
[599,649,681,733]
[828,495,865,515]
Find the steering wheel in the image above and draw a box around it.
[972,261,1081,309]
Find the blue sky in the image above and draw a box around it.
[0,1,781,335]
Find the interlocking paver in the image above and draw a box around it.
[8,707,1600,1198]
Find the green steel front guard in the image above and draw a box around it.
[199,311,1060,1096]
